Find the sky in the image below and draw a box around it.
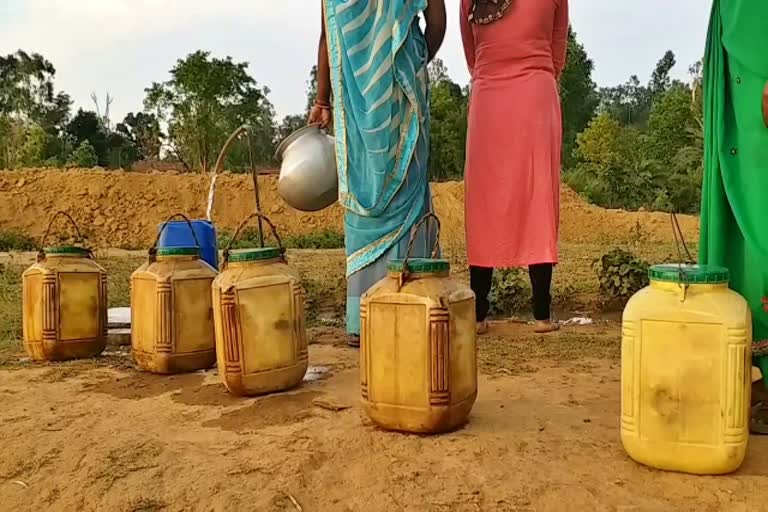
[0,0,711,122]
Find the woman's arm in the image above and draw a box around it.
[309,1,332,127]
[424,0,447,62]
[552,0,569,80]
[459,0,475,76]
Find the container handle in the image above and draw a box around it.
[670,212,696,301]
[398,212,441,289]
[37,211,92,261]
[222,211,285,265]
[149,213,202,263]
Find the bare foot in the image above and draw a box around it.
[347,335,360,348]
[476,320,489,335]
[533,320,560,334]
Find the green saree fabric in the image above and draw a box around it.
[700,0,768,379]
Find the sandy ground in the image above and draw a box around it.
[1,323,767,512]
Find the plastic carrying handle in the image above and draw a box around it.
[149,213,202,263]
[398,212,441,289]
[37,211,92,261]
[222,211,286,266]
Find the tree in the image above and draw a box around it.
[642,84,695,169]
[649,51,676,101]
[67,140,98,168]
[67,109,109,166]
[0,51,72,167]
[559,29,599,167]
[599,50,680,129]
[428,58,450,83]
[116,112,163,160]
[144,50,277,173]
[0,51,56,118]
[567,113,657,209]
[427,59,468,181]
[277,114,306,142]
[304,65,319,117]
[650,78,702,213]
[18,123,48,167]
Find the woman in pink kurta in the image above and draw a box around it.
[461,0,568,333]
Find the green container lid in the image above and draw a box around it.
[156,247,199,257]
[388,258,450,274]
[228,247,283,263]
[649,264,729,285]
[44,246,90,256]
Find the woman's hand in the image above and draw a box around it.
[308,102,332,129]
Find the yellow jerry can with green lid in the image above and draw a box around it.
[131,215,218,374]
[22,212,107,361]
[212,213,308,397]
[621,263,752,475]
[360,214,477,434]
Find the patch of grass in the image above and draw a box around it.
[100,256,143,307]
[0,230,36,252]
[0,262,23,351]
[284,230,344,250]
[218,228,344,250]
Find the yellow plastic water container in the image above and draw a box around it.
[212,213,308,396]
[131,216,218,374]
[22,212,107,361]
[621,264,752,474]
[360,214,477,434]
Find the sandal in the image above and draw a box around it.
[347,335,360,348]
[751,401,768,435]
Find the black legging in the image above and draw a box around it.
[470,264,553,322]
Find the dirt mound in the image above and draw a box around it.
[0,169,698,249]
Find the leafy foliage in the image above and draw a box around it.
[592,248,650,301]
[559,29,600,167]
[116,112,163,161]
[0,230,36,251]
[67,140,99,168]
[488,268,531,317]
[0,51,72,168]
[428,60,468,181]
[144,50,276,172]
[567,55,704,213]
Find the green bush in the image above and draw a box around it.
[0,230,36,252]
[592,248,650,302]
[488,268,531,317]
[67,140,98,168]
[285,230,344,249]
[218,228,344,250]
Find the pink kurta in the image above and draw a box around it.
[461,0,568,268]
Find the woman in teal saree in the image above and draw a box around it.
[309,0,447,345]
[700,0,768,433]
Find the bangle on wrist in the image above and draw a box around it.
[314,99,331,110]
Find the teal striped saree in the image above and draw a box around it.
[323,0,435,335]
